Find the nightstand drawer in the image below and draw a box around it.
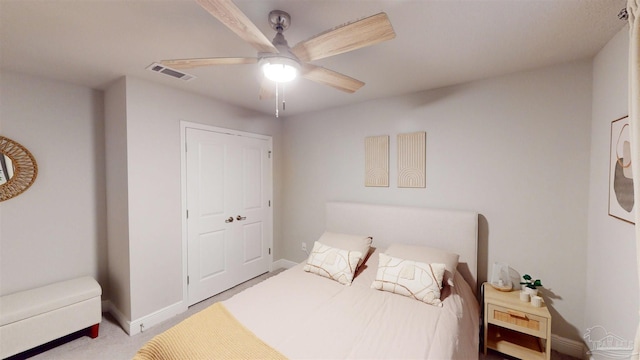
[487,303,548,338]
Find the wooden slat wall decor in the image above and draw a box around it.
[398,132,426,188]
[365,135,389,187]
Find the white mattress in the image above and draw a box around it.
[224,249,479,359]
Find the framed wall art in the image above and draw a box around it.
[398,131,426,188]
[608,116,635,224]
[365,135,389,187]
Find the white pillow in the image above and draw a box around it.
[304,241,362,285]
[371,253,446,306]
[316,232,372,269]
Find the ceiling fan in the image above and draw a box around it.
[160,0,396,99]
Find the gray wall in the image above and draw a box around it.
[0,71,108,296]
[586,27,638,356]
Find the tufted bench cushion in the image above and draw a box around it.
[0,276,102,358]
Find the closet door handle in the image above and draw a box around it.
[236,215,247,221]
[225,217,234,223]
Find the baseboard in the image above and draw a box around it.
[101,299,111,313]
[272,258,298,270]
[552,334,587,359]
[130,301,187,336]
[109,300,187,336]
[108,304,131,335]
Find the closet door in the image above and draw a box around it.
[186,128,271,306]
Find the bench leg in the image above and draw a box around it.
[89,323,99,339]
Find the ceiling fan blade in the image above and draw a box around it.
[160,57,257,69]
[301,64,365,93]
[196,0,278,54]
[259,77,275,100]
[291,12,395,63]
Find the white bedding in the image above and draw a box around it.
[224,248,479,359]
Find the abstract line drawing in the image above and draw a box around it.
[365,135,389,187]
[398,132,426,188]
[609,116,635,224]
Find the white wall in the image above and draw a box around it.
[105,76,283,328]
[104,77,131,318]
[282,61,593,341]
[0,71,107,296]
[586,27,638,356]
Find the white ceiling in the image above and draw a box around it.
[0,0,627,117]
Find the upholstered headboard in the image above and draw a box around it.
[325,202,479,293]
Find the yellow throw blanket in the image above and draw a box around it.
[133,302,287,360]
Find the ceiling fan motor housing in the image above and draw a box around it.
[260,11,301,81]
[258,31,301,70]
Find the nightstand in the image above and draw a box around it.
[483,282,552,360]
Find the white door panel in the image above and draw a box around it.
[199,230,226,278]
[186,128,271,306]
[236,136,270,279]
[242,222,263,263]
[242,145,263,210]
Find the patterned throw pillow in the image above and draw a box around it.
[304,241,362,285]
[316,232,372,269]
[371,253,446,306]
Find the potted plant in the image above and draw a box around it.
[520,274,542,296]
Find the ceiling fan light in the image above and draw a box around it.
[261,57,299,83]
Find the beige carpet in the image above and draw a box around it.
[8,269,579,360]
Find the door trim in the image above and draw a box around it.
[180,121,273,306]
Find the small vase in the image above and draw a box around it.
[523,287,538,296]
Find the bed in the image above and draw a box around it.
[135,202,480,359]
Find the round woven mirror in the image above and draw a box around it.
[0,136,38,202]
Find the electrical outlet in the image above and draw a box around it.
[301,242,307,252]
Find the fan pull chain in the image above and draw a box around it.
[273,82,287,118]
[282,84,286,111]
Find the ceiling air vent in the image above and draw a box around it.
[146,63,195,81]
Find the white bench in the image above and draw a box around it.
[0,276,102,358]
